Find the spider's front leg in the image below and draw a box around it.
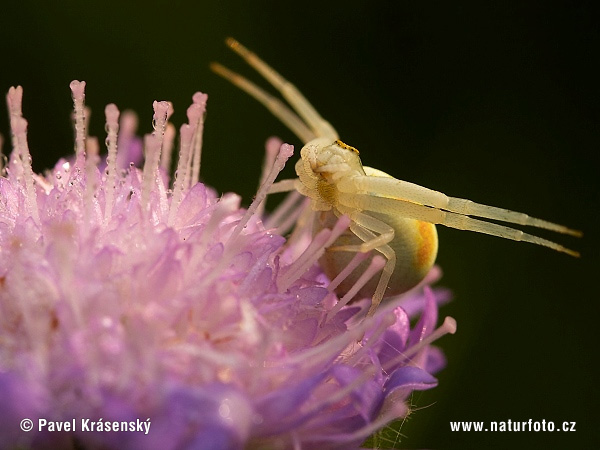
[342,172,581,256]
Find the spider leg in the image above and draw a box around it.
[328,211,397,315]
[268,178,298,194]
[351,226,396,316]
[329,211,395,253]
[342,192,580,257]
[344,173,582,237]
[221,38,339,141]
[210,62,315,144]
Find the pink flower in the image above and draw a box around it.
[0,82,455,449]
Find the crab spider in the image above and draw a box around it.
[211,38,582,315]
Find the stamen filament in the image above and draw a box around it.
[383,316,457,372]
[229,143,293,244]
[69,80,87,159]
[327,255,386,321]
[103,103,120,222]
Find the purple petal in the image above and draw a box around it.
[425,345,448,374]
[331,365,384,420]
[255,372,328,434]
[376,307,411,370]
[0,372,45,447]
[385,366,438,393]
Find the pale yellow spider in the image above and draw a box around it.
[211,38,581,315]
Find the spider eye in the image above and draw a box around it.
[334,139,359,155]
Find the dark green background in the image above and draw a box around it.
[1,1,598,448]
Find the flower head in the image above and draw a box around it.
[0,82,455,449]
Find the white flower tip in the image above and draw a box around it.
[277,143,294,161]
[443,316,457,335]
[7,86,23,115]
[8,85,23,96]
[186,94,207,125]
[266,137,283,157]
[152,100,170,118]
[104,104,120,127]
[192,91,208,107]
[7,85,23,99]
[69,80,86,100]
[120,110,138,133]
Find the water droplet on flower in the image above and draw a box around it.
[218,403,231,419]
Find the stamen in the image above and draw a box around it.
[191,193,248,292]
[69,80,87,159]
[256,136,282,219]
[141,134,162,213]
[345,310,397,364]
[382,316,457,372]
[85,136,99,164]
[264,190,303,232]
[282,198,315,255]
[141,101,170,211]
[84,136,100,225]
[168,123,193,226]
[116,111,138,170]
[278,313,379,369]
[229,143,293,244]
[6,86,24,180]
[184,105,199,190]
[103,103,120,222]
[0,133,4,175]
[83,106,92,141]
[197,193,240,249]
[9,115,40,225]
[326,255,386,321]
[6,85,23,118]
[189,92,207,187]
[272,194,306,236]
[327,251,370,293]
[278,227,332,293]
[160,122,176,172]
[277,215,350,293]
[302,365,377,418]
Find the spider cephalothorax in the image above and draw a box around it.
[295,138,365,211]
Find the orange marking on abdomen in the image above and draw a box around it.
[416,221,437,269]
